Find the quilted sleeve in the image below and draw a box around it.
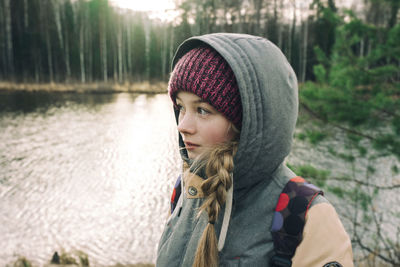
[292,202,354,267]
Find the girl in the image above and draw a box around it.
[157,33,353,267]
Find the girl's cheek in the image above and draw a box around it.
[206,125,231,144]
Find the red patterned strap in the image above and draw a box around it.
[170,175,182,214]
[270,176,323,266]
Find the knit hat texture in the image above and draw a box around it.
[168,45,242,128]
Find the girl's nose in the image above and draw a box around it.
[177,113,196,135]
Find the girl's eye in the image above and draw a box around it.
[197,107,210,115]
[176,104,185,113]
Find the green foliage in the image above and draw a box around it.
[288,164,329,187]
[351,188,374,211]
[307,130,327,144]
[13,257,32,267]
[327,146,337,156]
[296,132,307,141]
[60,252,78,264]
[299,3,400,264]
[392,164,399,174]
[327,186,345,198]
[296,129,327,144]
[373,134,400,159]
[310,0,340,58]
[300,4,400,158]
[313,64,327,83]
[300,82,375,126]
[362,212,372,223]
[337,152,355,163]
[367,165,376,174]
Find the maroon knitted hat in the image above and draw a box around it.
[168,45,242,128]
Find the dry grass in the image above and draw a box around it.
[108,264,154,267]
[11,253,155,267]
[42,264,154,267]
[354,254,395,267]
[43,264,154,267]
[0,81,168,94]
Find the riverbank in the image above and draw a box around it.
[12,254,155,267]
[0,81,168,94]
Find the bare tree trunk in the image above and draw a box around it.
[63,13,71,82]
[45,27,53,83]
[238,2,243,33]
[122,24,127,82]
[194,0,201,35]
[367,40,372,69]
[117,23,123,83]
[34,58,40,82]
[161,27,167,80]
[113,45,117,82]
[33,43,41,82]
[79,22,85,83]
[0,0,6,79]
[60,0,72,82]
[144,20,150,81]
[288,3,296,64]
[126,17,132,81]
[4,0,14,78]
[360,38,364,58]
[52,0,64,50]
[210,0,217,32]
[169,24,174,69]
[224,3,229,32]
[240,0,251,33]
[398,60,400,81]
[301,16,309,83]
[388,0,399,28]
[41,2,54,82]
[277,0,283,48]
[99,1,108,82]
[253,0,262,35]
[87,16,92,82]
[24,0,28,28]
[64,32,71,82]
[34,0,41,82]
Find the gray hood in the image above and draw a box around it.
[172,33,298,194]
[157,33,299,267]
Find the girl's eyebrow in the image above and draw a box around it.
[193,99,208,104]
[176,96,208,104]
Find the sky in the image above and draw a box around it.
[109,0,178,21]
[109,0,363,23]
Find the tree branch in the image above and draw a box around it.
[353,233,398,265]
[300,102,376,140]
[329,175,400,190]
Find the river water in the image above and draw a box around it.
[1,91,399,266]
[0,92,181,266]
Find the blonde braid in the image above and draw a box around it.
[192,141,238,267]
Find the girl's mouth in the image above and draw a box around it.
[184,142,200,150]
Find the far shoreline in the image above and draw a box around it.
[0,81,168,94]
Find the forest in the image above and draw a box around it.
[0,0,396,84]
[1,0,400,266]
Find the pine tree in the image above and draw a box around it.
[296,2,400,265]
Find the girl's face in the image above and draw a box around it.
[176,91,236,159]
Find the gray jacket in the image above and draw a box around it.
[156,33,353,267]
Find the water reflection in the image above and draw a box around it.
[0,91,118,114]
[0,92,181,266]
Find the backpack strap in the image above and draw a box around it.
[170,175,182,214]
[270,176,323,267]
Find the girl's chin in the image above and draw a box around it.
[187,150,201,160]
[187,152,197,159]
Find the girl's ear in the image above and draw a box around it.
[227,123,240,141]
